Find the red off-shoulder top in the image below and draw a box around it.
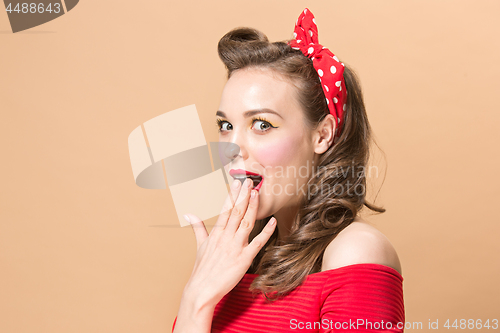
[172,263,404,332]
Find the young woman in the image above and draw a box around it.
[172,8,404,333]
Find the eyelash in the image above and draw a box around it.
[215,117,278,133]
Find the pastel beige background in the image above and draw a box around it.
[1,0,499,332]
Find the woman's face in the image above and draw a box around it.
[217,67,318,220]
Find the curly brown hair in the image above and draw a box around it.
[218,27,385,302]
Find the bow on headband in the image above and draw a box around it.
[288,8,347,144]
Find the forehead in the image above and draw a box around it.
[218,67,301,117]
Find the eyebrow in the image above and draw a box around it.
[216,108,283,119]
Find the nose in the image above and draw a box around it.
[224,142,241,160]
[218,128,247,165]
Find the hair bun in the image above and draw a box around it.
[218,28,271,73]
[219,27,268,45]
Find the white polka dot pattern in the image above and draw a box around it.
[288,8,347,145]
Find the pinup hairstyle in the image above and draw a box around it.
[218,27,385,301]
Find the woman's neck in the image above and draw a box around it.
[274,204,300,243]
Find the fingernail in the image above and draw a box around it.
[269,217,276,226]
[183,214,191,224]
[232,179,241,190]
[245,178,252,188]
[251,190,256,199]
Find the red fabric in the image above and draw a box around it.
[288,8,347,145]
[172,263,405,332]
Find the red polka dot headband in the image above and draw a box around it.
[288,8,347,144]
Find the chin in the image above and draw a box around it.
[254,199,277,222]
[255,211,270,221]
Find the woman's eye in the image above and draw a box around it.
[216,119,232,132]
[253,120,271,131]
[221,122,232,131]
[216,118,277,133]
[252,118,277,132]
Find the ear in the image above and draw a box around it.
[313,114,336,155]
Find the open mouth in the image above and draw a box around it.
[229,169,264,191]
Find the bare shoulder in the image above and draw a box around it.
[321,217,402,275]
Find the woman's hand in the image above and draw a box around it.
[172,178,276,332]
[183,178,277,308]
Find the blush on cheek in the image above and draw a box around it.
[254,139,297,167]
